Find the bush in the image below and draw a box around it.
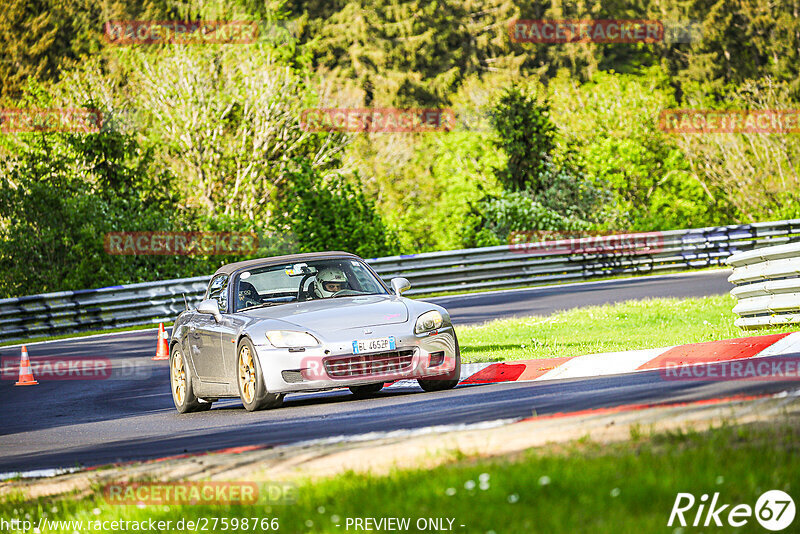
[270,161,396,258]
[0,123,217,297]
[465,190,592,248]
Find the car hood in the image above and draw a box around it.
[241,295,409,332]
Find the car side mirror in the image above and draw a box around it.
[390,277,411,297]
[197,299,222,322]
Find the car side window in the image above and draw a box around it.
[205,275,229,313]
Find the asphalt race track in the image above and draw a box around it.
[3,269,777,474]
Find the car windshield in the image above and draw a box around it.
[234,258,389,311]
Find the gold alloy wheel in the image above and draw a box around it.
[238,345,256,404]
[172,350,186,406]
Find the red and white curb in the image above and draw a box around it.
[385,332,800,389]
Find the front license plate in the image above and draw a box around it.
[352,336,396,354]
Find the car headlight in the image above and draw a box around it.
[415,310,443,334]
[266,330,320,348]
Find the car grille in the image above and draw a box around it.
[324,349,415,378]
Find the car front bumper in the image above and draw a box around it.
[253,325,458,394]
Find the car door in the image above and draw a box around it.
[189,274,229,382]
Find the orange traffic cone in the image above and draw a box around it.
[15,346,38,386]
[153,323,169,361]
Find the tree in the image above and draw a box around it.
[663,0,800,101]
[487,82,606,219]
[0,0,177,100]
[489,84,556,192]
[302,0,528,107]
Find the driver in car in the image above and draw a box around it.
[313,267,349,298]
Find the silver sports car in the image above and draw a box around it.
[169,252,461,412]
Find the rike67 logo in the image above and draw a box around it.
[669,490,795,531]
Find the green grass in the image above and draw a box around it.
[3,419,797,533]
[458,294,797,363]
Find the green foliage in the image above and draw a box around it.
[0,125,205,297]
[113,42,334,220]
[666,78,800,224]
[667,0,800,101]
[302,0,526,107]
[531,155,609,222]
[423,130,506,251]
[358,127,506,254]
[549,67,738,231]
[465,82,605,247]
[0,0,178,100]
[466,190,592,248]
[489,85,556,193]
[270,161,396,258]
[2,0,800,297]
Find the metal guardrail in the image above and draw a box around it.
[727,241,800,329]
[2,219,800,341]
[0,276,211,341]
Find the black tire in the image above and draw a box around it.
[236,338,284,412]
[170,344,211,413]
[418,332,461,392]
[349,383,384,397]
